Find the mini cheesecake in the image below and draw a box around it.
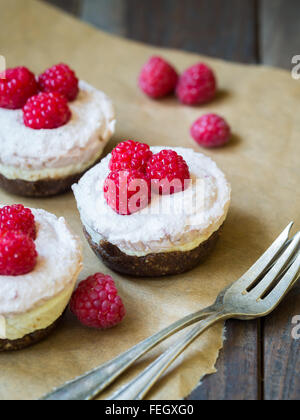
[73,146,231,277]
[0,81,116,197]
[0,208,82,351]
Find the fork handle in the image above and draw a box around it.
[41,307,217,400]
[109,312,227,401]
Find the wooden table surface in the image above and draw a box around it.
[42,0,300,401]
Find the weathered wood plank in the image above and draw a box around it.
[263,282,300,400]
[125,0,258,63]
[81,0,126,36]
[260,3,300,393]
[44,0,258,64]
[43,0,300,70]
[260,0,300,69]
[43,0,82,16]
[188,320,260,400]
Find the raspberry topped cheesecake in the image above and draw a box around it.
[0,205,82,351]
[73,141,231,277]
[0,64,116,197]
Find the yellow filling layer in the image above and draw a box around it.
[0,282,75,341]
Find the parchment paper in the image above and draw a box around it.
[0,0,299,401]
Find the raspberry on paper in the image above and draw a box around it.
[176,63,217,105]
[191,114,231,148]
[139,56,178,99]
[70,273,126,329]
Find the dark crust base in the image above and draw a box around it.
[0,313,64,352]
[0,157,102,198]
[84,228,220,277]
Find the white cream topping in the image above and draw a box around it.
[0,148,105,182]
[0,208,83,316]
[73,147,231,256]
[0,81,116,180]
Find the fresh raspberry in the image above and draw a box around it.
[104,169,151,215]
[176,63,217,105]
[146,150,191,195]
[70,273,126,329]
[0,231,38,276]
[0,205,36,240]
[0,67,38,110]
[38,63,79,101]
[139,56,178,99]
[109,140,153,172]
[191,114,231,148]
[23,92,71,130]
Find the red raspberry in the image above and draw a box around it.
[191,114,231,148]
[146,150,191,195]
[38,63,79,101]
[23,92,71,130]
[139,56,178,99]
[176,63,217,105]
[104,169,151,215]
[0,67,38,110]
[0,204,36,240]
[109,140,153,172]
[0,231,38,276]
[70,273,126,329]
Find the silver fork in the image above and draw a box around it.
[109,229,300,400]
[41,222,299,400]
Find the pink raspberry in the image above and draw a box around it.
[104,169,151,215]
[191,114,231,148]
[0,231,38,276]
[139,56,178,99]
[38,63,79,101]
[0,66,38,110]
[109,140,153,172]
[146,150,191,195]
[176,63,217,105]
[23,92,71,130]
[70,273,126,329]
[0,204,36,240]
